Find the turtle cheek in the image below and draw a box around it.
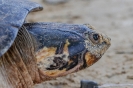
[83,52,98,67]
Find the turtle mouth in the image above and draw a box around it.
[38,50,99,81]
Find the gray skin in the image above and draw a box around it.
[0,0,111,88]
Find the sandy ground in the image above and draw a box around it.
[27,0,133,88]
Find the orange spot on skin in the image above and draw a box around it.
[85,52,98,66]
[63,40,69,54]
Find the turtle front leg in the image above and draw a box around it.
[0,26,41,88]
[0,45,34,88]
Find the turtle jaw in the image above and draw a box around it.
[38,62,83,81]
[82,51,100,68]
[37,50,99,81]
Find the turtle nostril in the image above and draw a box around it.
[102,41,107,44]
[103,37,111,45]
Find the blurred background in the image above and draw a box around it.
[27,0,133,88]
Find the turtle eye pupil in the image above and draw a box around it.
[93,34,99,41]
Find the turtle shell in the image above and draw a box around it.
[0,0,43,57]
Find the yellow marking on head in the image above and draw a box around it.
[85,52,97,66]
[64,39,70,53]
[62,39,70,61]
[36,47,57,62]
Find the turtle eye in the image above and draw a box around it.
[93,34,99,41]
[89,33,100,44]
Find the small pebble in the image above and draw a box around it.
[127,75,133,79]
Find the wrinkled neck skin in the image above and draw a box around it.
[0,27,41,88]
[0,45,34,88]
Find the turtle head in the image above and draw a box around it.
[82,28,111,67]
[31,23,111,81]
[57,24,111,71]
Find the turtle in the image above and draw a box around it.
[0,0,111,88]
